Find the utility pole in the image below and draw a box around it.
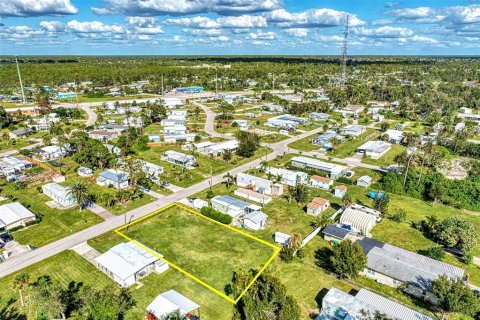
[272,74,275,91]
[74,79,79,107]
[339,14,350,90]
[15,56,26,104]
[161,75,164,95]
[215,72,218,95]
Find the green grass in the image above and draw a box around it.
[287,132,323,152]
[0,139,33,152]
[0,250,233,320]
[327,129,379,158]
[74,94,154,103]
[362,143,405,166]
[138,144,270,188]
[259,133,289,144]
[92,205,276,299]
[1,180,103,247]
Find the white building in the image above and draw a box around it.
[96,169,129,189]
[357,141,392,159]
[162,97,184,108]
[383,129,404,144]
[309,112,330,121]
[42,182,76,207]
[137,160,164,183]
[77,166,93,177]
[291,156,347,180]
[243,210,268,230]
[234,188,272,205]
[309,175,333,190]
[0,202,36,230]
[266,167,308,186]
[163,125,187,135]
[95,242,169,287]
[236,172,273,194]
[339,125,365,137]
[162,150,197,167]
[339,206,377,236]
[201,140,239,157]
[357,175,372,188]
[33,145,68,161]
[146,290,199,319]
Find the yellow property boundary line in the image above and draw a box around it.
[115,203,281,304]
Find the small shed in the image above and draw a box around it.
[333,185,347,198]
[192,198,208,210]
[356,176,372,188]
[306,197,330,216]
[77,166,93,177]
[274,232,291,246]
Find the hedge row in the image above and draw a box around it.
[200,206,233,224]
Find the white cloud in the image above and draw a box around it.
[92,0,282,16]
[313,34,343,42]
[353,26,414,38]
[183,28,224,36]
[125,16,158,27]
[265,8,365,28]
[194,35,230,43]
[388,5,480,27]
[284,28,309,37]
[0,0,77,17]
[165,15,267,29]
[387,7,445,23]
[39,21,65,32]
[247,30,277,40]
[0,25,44,40]
[66,20,125,34]
[410,35,439,44]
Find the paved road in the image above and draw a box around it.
[0,100,383,277]
[193,101,234,140]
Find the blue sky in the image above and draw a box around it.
[0,0,479,55]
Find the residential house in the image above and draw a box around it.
[163,134,196,144]
[319,287,431,320]
[146,290,199,320]
[306,197,330,216]
[339,206,377,236]
[163,125,187,135]
[236,172,274,195]
[9,127,31,139]
[311,131,345,150]
[357,141,392,159]
[162,150,197,167]
[333,185,347,197]
[234,188,272,205]
[77,166,93,177]
[291,156,347,180]
[33,145,68,161]
[42,182,76,207]
[96,169,129,189]
[309,175,333,190]
[0,202,36,230]
[373,114,385,122]
[202,140,239,157]
[162,97,184,108]
[160,119,186,126]
[309,112,330,121]
[137,160,164,183]
[274,232,291,246]
[210,195,262,225]
[89,130,119,142]
[266,167,308,186]
[0,156,33,176]
[357,175,372,188]
[243,210,268,230]
[95,242,169,288]
[339,125,365,137]
[344,104,365,114]
[323,224,357,244]
[383,129,404,144]
[358,237,465,301]
[105,144,121,156]
[266,116,298,130]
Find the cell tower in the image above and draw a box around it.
[15,56,27,104]
[339,14,350,90]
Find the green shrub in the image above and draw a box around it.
[200,206,233,224]
[389,209,407,223]
[337,176,353,185]
[419,246,445,260]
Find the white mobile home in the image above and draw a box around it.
[42,182,75,207]
[96,169,129,189]
[291,156,347,180]
[357,141,391,159]
[266,167,308,186]
[0,202,36,230]
[162,150,197,167]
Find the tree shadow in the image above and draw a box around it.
[0,297,27,320]
[314,247,334,271]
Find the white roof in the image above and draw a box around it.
[194,141,214,149]
[95,242,160,280]
[0,202,35,228]
[339,207,377,234]
[244,211,267,224]
[41,145,61,153]
[42,182,70,199]
[267,167,307,181]
[291,156,346,175]
[358,140,392,153]
[146,290,199,318]
[385,129,404,140]
[236,172,272,190]
[206,140,239,151]
[358,175,372,183]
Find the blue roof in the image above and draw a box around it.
[99,170,128,183]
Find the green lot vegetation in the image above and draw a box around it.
[0,179,102,248]
[287,132,324,152]
[327,129,379,158]
[362,143,405,166]
[92,205,276,299]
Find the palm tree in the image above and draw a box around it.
[67,182,90,211]
[259,160,268,172]
[13,273,30,307]
[223,172,234,189]
[311,214,333,230]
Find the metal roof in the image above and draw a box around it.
[358,238,465,289]
[99,169,129,183]
[322,224,351,240]
[211,195,251,210]
[244,210,267,224]
[0,202,35,228]
[339,208,377,235]
[146,290,199,318]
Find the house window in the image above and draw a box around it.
[367,269,376,275]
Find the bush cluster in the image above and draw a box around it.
[200,206,233,224]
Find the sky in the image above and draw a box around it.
[0,0,479,55]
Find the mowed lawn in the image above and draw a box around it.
[92,205,277,299]
[287,132,324,152]
[1,180,103,247]
[362,143,405,166]
[326,129,379,158]
[0,250,234,320]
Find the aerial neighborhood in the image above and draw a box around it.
[1,9,480,319]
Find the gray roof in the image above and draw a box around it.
[358,238,465,290]
[323,224,351,240]
[99,170,128,183]
[211,195,251,209]
[244,211,267,224]
[10,127,31,135]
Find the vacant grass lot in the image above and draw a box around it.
[1,180,102,247]
[287,132,324,152]
[119,205,276,299]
